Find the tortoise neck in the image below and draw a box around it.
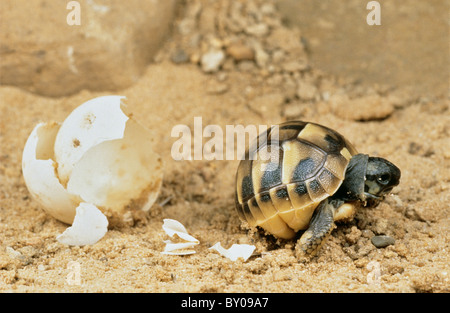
[333,154,369,202]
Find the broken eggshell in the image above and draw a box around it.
[161,219,200,255]
[22,96,163,226]
[209,242,255,262]
[56,202,108,246]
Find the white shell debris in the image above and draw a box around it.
[161,219,199,255]
[160,219,256,261]
[162,241,198,255]
[209,242,255,262]
[56,203,108,246]
[162,218,199,243]
[22,96,163,226]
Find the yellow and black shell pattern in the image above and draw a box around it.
[235,121,358,239]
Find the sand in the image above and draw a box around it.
[0,0,449,293]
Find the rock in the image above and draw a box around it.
[371,235,395,248]
[255,50,270,69]
[0,0,175,97]
[245,23,269,37]
[190,52,201,64]
[296,81,318,100]
[226,44,255,62]
[247,41,269,68]
[330,94,394,121]
[171,48,190,64]
[201,50,225,73]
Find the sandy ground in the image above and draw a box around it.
[1,0,449,293]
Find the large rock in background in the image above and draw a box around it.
[0,0,175,97]
[277,0,449,98]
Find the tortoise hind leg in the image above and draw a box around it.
[295,198,343,258]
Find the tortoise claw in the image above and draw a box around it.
[296,224,336,257]
[295,199,339,259]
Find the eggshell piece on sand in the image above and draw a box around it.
[209,242,255,262]
[56,202,108,246]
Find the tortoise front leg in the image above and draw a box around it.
[295,198,343,258]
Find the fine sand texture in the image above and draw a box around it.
[0,0,449,292]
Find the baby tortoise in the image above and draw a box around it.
[235,121,400,257]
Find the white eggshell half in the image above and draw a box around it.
[56,202,108,246]
[54,95,163,213]
[22,122,79,224]
[22,95,163,226]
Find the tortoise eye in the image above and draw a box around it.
[377,173,391,185]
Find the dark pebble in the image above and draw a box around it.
[171,49,189,64]
[371,235,395,248]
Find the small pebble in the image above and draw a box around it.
[226,44,254,61]
[371,235,395,248]
[245,23,269,37]
[201,50,225,73]
[254,47,269,68]
[171,48,189,64]
[296,81,318,100]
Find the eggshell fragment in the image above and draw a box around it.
[161,241,198,255]
[56,203,108,246]
[161,219,199,255]
[162,219,199,243]
[209,242,255,261]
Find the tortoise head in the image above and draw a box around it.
[364,157,401,202]
[337,154,400,206]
